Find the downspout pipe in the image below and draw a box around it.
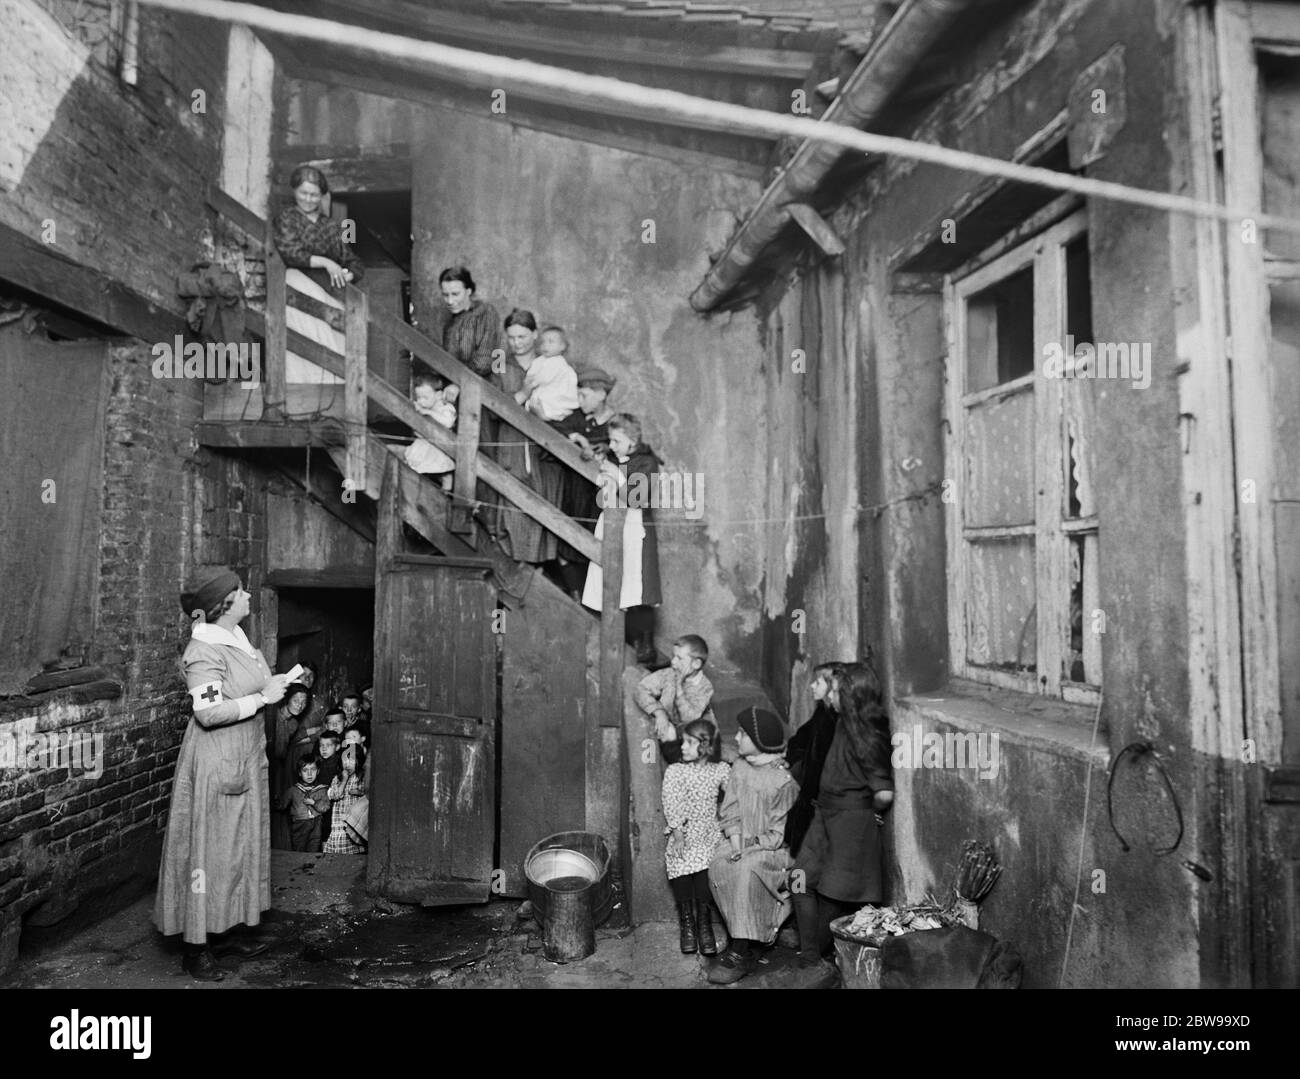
[689,0,977,312]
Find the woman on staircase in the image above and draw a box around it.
[272,165,364,386]
[494,308,577,565]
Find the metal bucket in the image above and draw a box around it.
[524,831,613,929]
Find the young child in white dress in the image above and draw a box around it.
[404,372,459,491]
[662,718,729,956]
[515,326,579,421]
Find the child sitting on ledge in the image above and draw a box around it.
[632,634,714,764]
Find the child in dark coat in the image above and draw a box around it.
[281,757,331,852]
[787,660,894,988]
[784,661,845,856]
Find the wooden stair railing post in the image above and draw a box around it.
[344,284,369,499]
[600,492,627,729]
[263,231,287,419]
[451,377,481,535]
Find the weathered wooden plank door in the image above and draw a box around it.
[497,581,592,895]
[368,459,498,905]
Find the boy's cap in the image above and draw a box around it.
[576,367,615,391]
[736,706,786,753]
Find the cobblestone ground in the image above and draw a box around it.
[1,851,785,990]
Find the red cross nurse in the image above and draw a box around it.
[154,566,287,980]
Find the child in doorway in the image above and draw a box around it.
[404,372,459,492]
[706,706,798,985]
[662,718,729,956]
[315,729,343,788]
[324,744,368,855]
[282,757,331,852]
[632,634,714,764]
[322,706,346,743]
[342,727,371,794]
[786,660,894,989]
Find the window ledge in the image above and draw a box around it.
[896,678,1108,766]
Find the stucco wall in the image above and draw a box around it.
[411,107,770,676]
[774,0,1203,986]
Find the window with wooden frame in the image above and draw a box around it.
[944,209,1101,704]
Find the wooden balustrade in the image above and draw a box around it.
[208,184,605,566]
[344,284,369,495]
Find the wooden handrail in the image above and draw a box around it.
[207,184,598,486]
[245,308,601,563]
[371,308,600,485]
[207,183,266,240]
[212,185,602,563]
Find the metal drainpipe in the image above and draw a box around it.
[689,0,977,313]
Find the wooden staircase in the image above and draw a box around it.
[198,187,639,908]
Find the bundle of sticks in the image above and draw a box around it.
[954,840,1002,903]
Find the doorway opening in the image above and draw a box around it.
[271,585,374,855]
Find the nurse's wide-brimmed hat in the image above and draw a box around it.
[180,565,240,617]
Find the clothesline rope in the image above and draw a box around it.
[136,0,1300,235]
[263,412,939,530]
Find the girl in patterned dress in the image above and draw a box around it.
[662,719,729,956]
[323,744,368,855]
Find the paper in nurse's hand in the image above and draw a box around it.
[283,663,306,683]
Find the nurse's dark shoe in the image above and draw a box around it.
[181,947,225,982]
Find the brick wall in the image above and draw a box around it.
[0,0,229,310]
[0,343,275,975]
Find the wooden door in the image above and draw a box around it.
[368,461,498,905]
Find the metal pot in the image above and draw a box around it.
[526,848,599,888]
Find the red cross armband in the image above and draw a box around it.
[190,682,224,710]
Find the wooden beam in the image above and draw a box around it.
[266,567,376,589]
[599,503,627,729]
[268,34,783,148]
[284,61,770,181]
[785,202,845,257]
[264,244,288,416]
[195,419,347,447]
[269,459,377,544]
[271,0,820,79]
[344,284,369,494]
[206,182,268,240]
[0,220,183,343]
[450,377,480,535]
[328,437,477,559]
[272,154,413,194]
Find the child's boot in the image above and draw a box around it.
[696,898,718,955]
[677,901,698,954]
